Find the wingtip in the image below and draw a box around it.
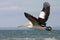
[24,12,26,15]
[43,2,50,7]
[24,12,30,17]
[24,12,28,16]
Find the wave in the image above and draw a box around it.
[44,37,56,40]
[0,37,59,40]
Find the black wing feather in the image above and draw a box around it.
[24,12,40,26]
[38,2,50,23]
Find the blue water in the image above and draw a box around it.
[0,30,60,40]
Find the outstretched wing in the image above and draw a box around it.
[24,12,40,26]
[38,2,50,23]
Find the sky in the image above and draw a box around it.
[0,0,60,30]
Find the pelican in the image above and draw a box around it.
[18,2,52,31]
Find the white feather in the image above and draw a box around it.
[19,21,33,28]
[27,21,33,28]
[39,11,45,19]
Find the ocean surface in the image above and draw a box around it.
[0,30,60,40]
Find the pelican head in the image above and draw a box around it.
[45,26,52,31]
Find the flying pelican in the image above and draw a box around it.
[18,2,52,31]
